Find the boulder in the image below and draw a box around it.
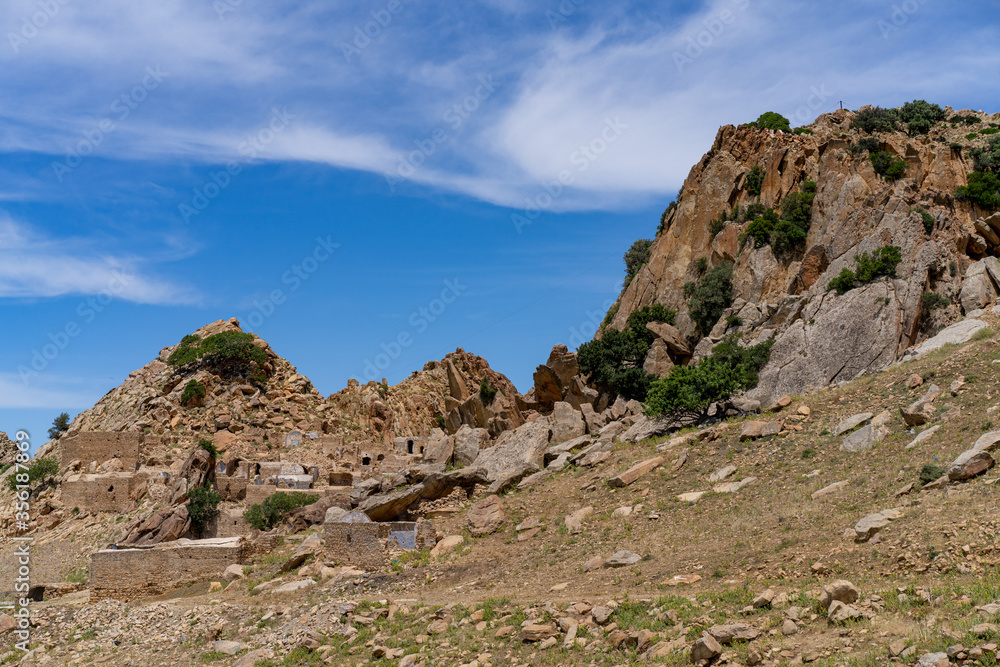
[619,415,673,443]
[827,600,862,624]
[972,431,1000,452]
[818,580,859,609]
[422,429,454,465]
[467,495,506,536]
[549,402,586,444]
[708,465,737,483]
[947,449,995,481]
[472,421,550,482]
[705,623,760,644]
[360,467,487,522]
[607,457,664,488]
[453,425,489,467]
[748,283,903,404]
[833,412,873,436]
[604,550,642,567]
[691,635,723,664]
[902,319,990,360]
[739,421,780,441]
[430,535,464,557]
[840,424,888,453]
[532,365,563,409]
[564,506,593,533]
[642,338,675,376]
[646,321,693,357]
[487,461,541,495]
[960,260,999,313]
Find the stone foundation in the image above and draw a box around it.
[90,537,245,601]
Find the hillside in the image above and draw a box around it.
[5,104,1000,667]
[607,105,1000,405]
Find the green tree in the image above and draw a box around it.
[245,492,319,531]
[645,336,774,422]
[744,166,766,197]
[686,262,734,335]
[623,239,653,287]
[48,413,70,440]
[187,485,222,537]
[748,112,791,133]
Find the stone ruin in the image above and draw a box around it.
[90,537,245,601]
[322,511,436,570]
[59,431,151,472]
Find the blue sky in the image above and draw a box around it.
[1,0,998,451]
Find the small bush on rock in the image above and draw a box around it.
[245,492,319,531]
[747,112,792,133]
[686,262,734,335]
[827,246,902,294]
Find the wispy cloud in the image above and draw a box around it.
[0,0,994,211]
[0,216,199,304]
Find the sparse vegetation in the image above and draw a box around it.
[869,151,907,180]
[167,331,269,384]
[744,165,765,197]
[197,438,218,458]
[623,238,653,288]
[48,412,70,440]
[186,485,222,537]
[645,335,774,421]
[5,457,59,491]
[747,111,791,133]
[921,292,950,311]
[479,377,497,405]
[828,246,903,295]
[245,492,319,531]
[918,463,946,487]
[181,379,206,405]
[685,261,733,335]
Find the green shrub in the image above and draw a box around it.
[197,438,218,458]
[626,303,677,340]
[181,379,206,405]
[479,377,497,405]
[849,137,880,155]
[745,215,775,249]
[602,303,619,328]
[827,246,902,294]
[981,128,1000,135]
[687,262,734,335]
[48,412,70,440]
[748,112,791,133]
[852,107,900,134]
[951,114,981,125]
[623,239,653,286]
[245,492,319,531]
[6,458,60,491]
[968,132,981,141]
[898,100,946,135]
[741,202,766,221]
[696,257,708,274]
[921,292,950,311]
[578,329,655,401]
[869,151,907,180]
[709,214,726,237]
[969,135,1000,173]
[187,485,222,536]
[657,201,677,235]
[745,166,765,197]
[918,463,946,487]
[168,331,268,383]
[794,127,813,135]
[955,171,1000,210]
[645,336,774,421]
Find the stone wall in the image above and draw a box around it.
[61,472,147,513]
[323,522,387,570]
[204,508,253,539]
[243,484,349,507]
[59,432,145,471]
[90,537,245,601]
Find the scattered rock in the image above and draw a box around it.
[948,449,995,481]
[564,506,593,533]
[430,535,464,557]
[739,421,781,441]
[906,425,940,449]
[706,623,760,644]
[691,634,723,664]
[818,580,859,609]
[677,491,706,503]
[906,373,924,388]
[708,465,737,483]
[827,600,862,623]
[607,456,664,488]
[519,624,558,642]
[841,423,888,453]
[833,412,873,436]
[604,550,642,568]
[973,431,1000,452]
[811,481,848,500]
[467,495,506,536]
[712,477,756,494]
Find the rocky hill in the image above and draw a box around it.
[607,106,1000,404]
[66,317,524,452]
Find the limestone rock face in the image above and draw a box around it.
[471,421,550,483]
[599,110,995,406]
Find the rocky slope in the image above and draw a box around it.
[64,318,524,451]
[607,106,1000,403]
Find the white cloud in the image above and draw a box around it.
[0,216,199,304]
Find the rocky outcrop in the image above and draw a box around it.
[602,108,999,404]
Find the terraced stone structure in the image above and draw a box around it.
[61,472,147,513]
[90,537,245,601]
[59,431,150,471]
